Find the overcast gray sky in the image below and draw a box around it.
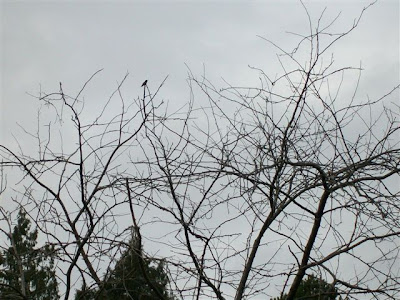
[0,1,399,298]
[1,0,399,149]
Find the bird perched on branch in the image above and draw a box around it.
[141,80,148,87]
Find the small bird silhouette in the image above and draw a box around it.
[141,80,148,87]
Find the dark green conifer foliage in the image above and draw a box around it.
[75,236,174,300]
[0,209,59,299]
[272,275,338,300]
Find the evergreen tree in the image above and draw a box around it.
[75,235,174,300]
[272,275,338,300]
[0,209,59,299]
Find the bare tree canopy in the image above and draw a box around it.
[0,2,399,300]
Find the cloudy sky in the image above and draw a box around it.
[1,0,398,149]
[0,0,399,298]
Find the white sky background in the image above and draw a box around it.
[1,0,398,148]
[0,0,399,299]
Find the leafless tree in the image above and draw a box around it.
[0,70,171,299]
[1,3,399,300]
